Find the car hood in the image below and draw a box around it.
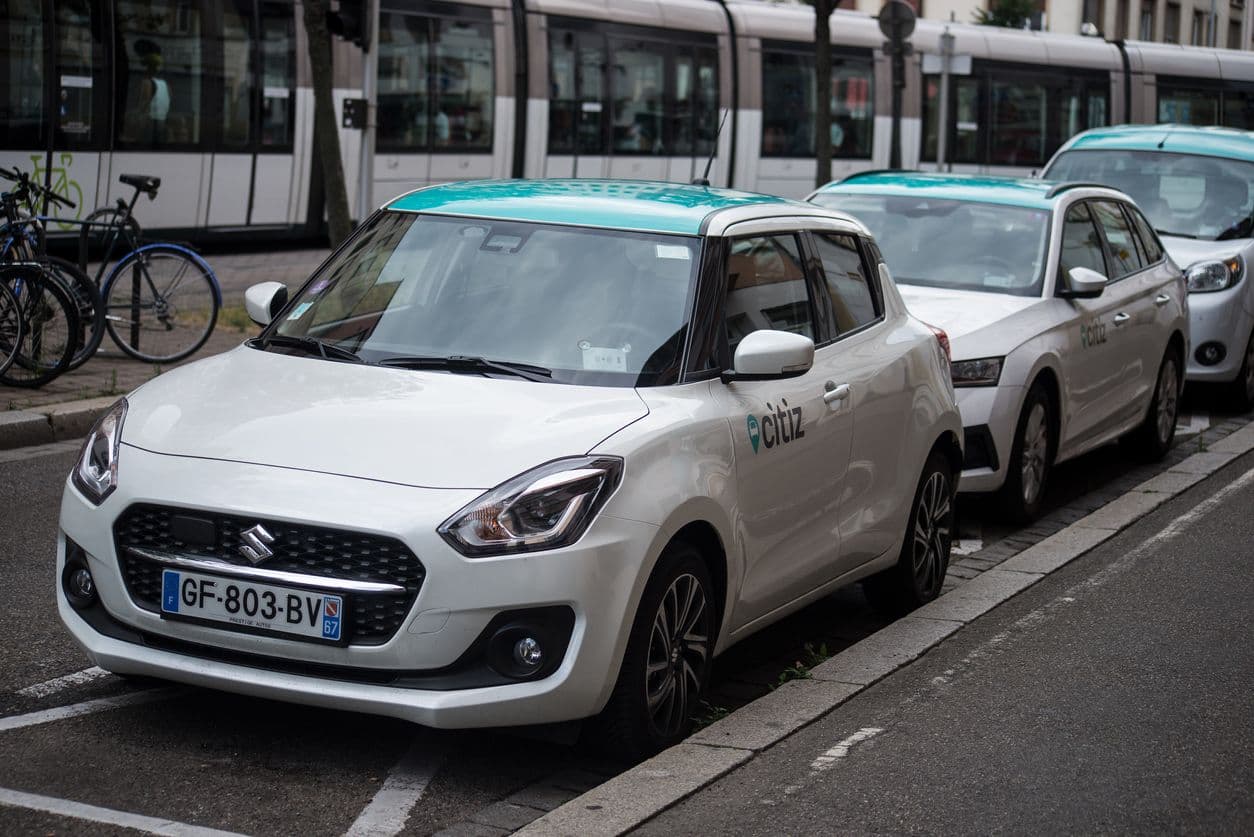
[1160,236,1250,270]
[896,284,1041,342]
[122,345,649,489]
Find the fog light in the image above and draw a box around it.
[1196,342,1226,366]
[61,548,97,610]
[70,568,94,599]
[513,636,543,668]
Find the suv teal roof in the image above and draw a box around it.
[1058,124,1254,162]
[812,172,1059,210]
[384,179,801,235]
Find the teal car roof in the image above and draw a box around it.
[384,179,803,235]
[813,172,1057,210]
[1058,124,1254,162]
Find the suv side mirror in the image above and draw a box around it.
[244,281,289,326]
[721,330,815,384]
[1059,266,1107,299]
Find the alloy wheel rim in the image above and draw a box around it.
[645,571,710,739]
[1020,403,1048,505]
[911,471,952,597]
[1156,359,1179,444]
[1244,337,1254,400]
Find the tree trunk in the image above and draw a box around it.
[814,0,834,189]
[303,0,353,247]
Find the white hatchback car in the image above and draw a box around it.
[59,180,961,758]
[810,173,1188,521]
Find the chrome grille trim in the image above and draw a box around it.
[124,547,408,595]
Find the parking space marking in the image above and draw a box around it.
[16,666,109,699]
[0,688,181,733]
[343,734,444,837]
[1175,411,1211,438]
[0,786,245,836]
[807,727,884,773]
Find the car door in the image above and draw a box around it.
[713,228,854,628]
[1116,200,1183,408]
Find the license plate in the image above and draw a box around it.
[160,569,344,643]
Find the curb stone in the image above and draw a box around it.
[0,395,117,451]
[517,416,1254,837]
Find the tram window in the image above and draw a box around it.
[695,49,718,156]
[1158,85,1219,125]
[761,46,873,159]
[671,53,695,155]
[116,0,204,149]
[260,3,296,148]
[432,18,493,150]
[548,31,577,154]
[1,1,45,149]
[378,13,430,151]
[222,2,253,148]
[576,35,605,155]
[55,0,106,149]
[922,76,979,163]
[991,81,1046,166]
[1223,89,1254,130]
[611,39,666,154]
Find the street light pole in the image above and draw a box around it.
[357,0,377,224]
[937,28,953,172]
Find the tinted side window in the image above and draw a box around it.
[813,232,878,335]
[1060,203,1107,280]
[1091,200,1144,278]
[725,234,814,353]
[1126,204,1164,264]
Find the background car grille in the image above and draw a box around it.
[113,504,425,646]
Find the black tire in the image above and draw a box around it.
[996,381,1055,524]
[42,256,105,371]
[0,265,79,388]
[102,244,219,363]
[1225,328,1254,414]
[0,278,24,377]
[1129,347,1181,461]
[863,449,955,618]
[83,206,142,250]
[592,542,716,762]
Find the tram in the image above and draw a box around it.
[2,0,1252,241]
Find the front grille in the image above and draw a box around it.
[113,504,425,646]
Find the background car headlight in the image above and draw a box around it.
[72,398,127,505]
[1185,257,1243,293]
[439,456,623,557]
[950,357,1003,387]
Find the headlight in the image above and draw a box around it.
[1185,257,1243,293]
[72,398,127,505]
[438,456,623,557]
[950,357,1003,387]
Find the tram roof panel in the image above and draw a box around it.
[814,172,1059,210]
[385,179,807,235]
[1063,124,1254,162]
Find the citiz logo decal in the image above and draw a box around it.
[1080,318,1107,348]
[747,399,804,454]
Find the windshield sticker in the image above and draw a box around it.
[580,343,627,372]
[655,244,691,260]
[286,301,313,321]
[747,399,804,453]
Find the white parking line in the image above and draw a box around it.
[0,688,181,733]
[343,735,444,837]
[1175,411,1211,438]
[16,666,110,699]
[808,727,885,773]
[0,786,245,836]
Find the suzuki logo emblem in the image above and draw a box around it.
[238,524,276,564]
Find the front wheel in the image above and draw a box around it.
[592,542,715,762]
[863,449,955,618]
[1225,328,1254,413]
[102,244,219,363]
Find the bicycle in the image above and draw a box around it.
[0,276,24,378]
[75,174,221,364]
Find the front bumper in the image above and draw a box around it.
[1185,285,1254,383]
[953,384,1024,494]
[58,443,659,728]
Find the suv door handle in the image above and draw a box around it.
[1154,294,1171,307]
[823,382,851,404]
[1113,312,1131,326]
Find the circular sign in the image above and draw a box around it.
[877,0,917,41]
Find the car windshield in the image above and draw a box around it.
[1045,149,1254,241]
[268,211,699,386]
[811,193,1050,296]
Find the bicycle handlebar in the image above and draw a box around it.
[0,167,76,210]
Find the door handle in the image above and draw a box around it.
[1113,312,1131,326]
[1154,294,1171,307]
[823,382,851,404]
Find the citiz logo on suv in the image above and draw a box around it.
[746,399,804,454]
[1080,318,1108,348]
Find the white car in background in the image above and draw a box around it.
[1044,125,1254,409]
[810,172,1188,521]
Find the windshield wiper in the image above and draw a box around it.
[1154,228,1198,240]
[260,334,364,363]
[377,354,552,382]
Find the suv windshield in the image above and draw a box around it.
[267,212,699,386]
[812,193,1049,296]
[1046,149,1254,240]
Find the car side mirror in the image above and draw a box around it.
[244,281,289,326]
[721,330,815,384]
[1059,266,1107,299]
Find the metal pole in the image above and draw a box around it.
[357,0,377,224]
[890,48,903,169]
[937,28,953,172]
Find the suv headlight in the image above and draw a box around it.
[439,456,624,557]
[72,398,127,505]
[1185,257,1243,293]
[951,357,1003,387]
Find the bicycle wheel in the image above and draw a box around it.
[0,264,79,388]
[0,278,24,377]
[102,243,219,363]
[83,206,142,249]
[43,255,106,371]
